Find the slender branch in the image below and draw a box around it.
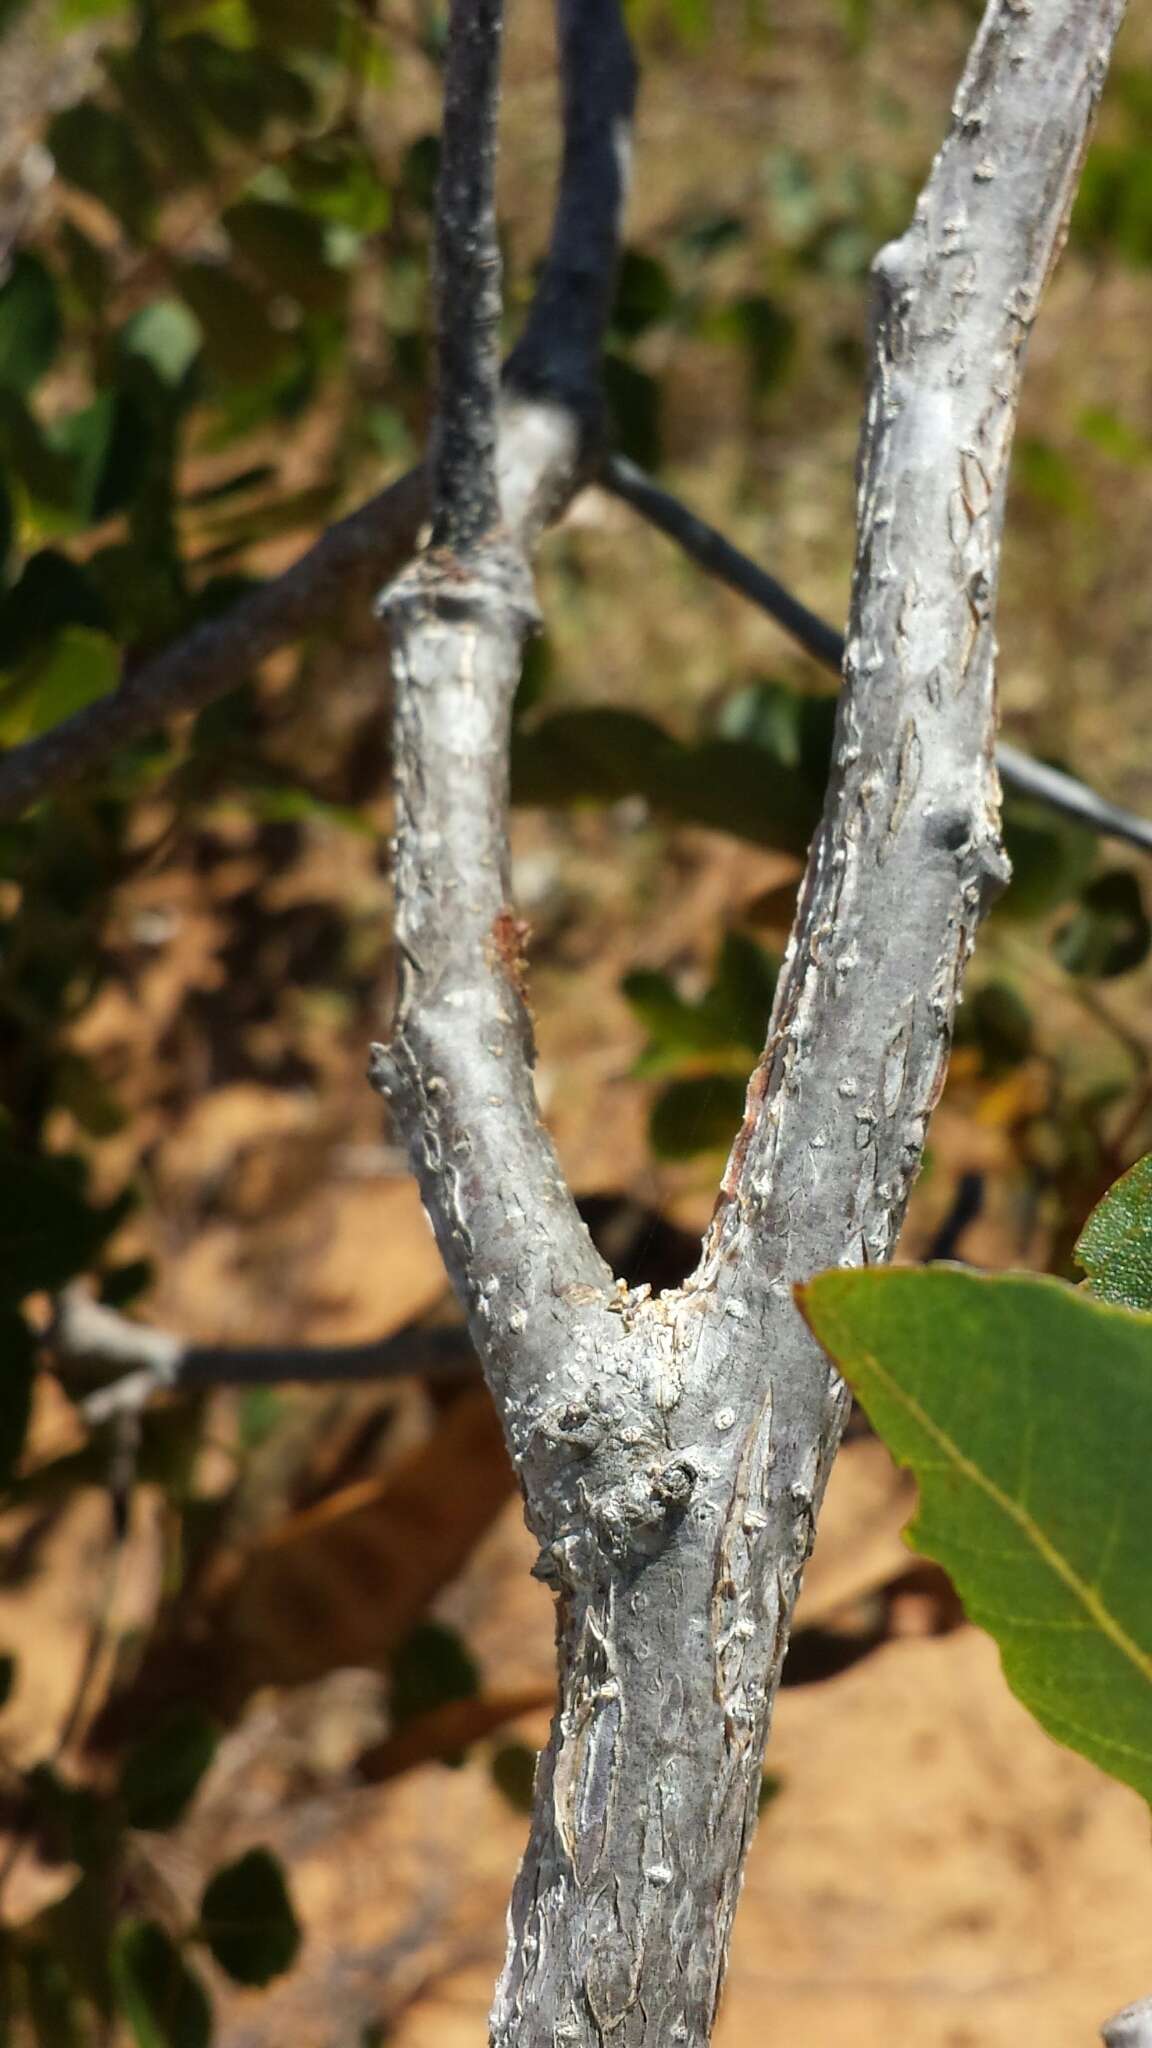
[48,1290,475,1425]
[430,0,505,553]
[369,0,636,1452]
[602,452,1152,857]
[603,451,845,668]
[0,467,430,820]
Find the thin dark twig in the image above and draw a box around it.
[49,1289,475,1423]
[432,0,506,552]
[602,452,1152,858]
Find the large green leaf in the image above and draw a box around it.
[800,1266,1152,1804]
[1075,1152,1152,1311]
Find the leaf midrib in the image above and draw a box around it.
[854,1345,1152,1690]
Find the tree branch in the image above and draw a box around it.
[430,0,505,553]
[602,451,1152,857]
[475,7,1126,2044]
[368,0,635,1451]
[0,0,636,823]
[48,1290,475,1425]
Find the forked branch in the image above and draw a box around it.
[376,4,1126,2046]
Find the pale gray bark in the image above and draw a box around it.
[371,4,1126,2046]
[1105,1998,1152,2048]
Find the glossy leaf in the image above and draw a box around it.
[801,1266,1152,1804]
[199,1848,300,1988]
[1075,1152,1152,1311]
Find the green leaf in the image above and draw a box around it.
[390,1621,479,1727]
[624,933,776,1077]
[170,33,313,141]
[112,1922,211,2048]
[490,1741,537,1814]
[0,392,80,513]
[120,301,203,391]
[106,45,215,188]
[0,551,108,667]
[953,980,1033,1074]
[623,969,738,1072]
[0,255,60,395]
[0,1146,112,1296]
[0,629,120,745]
[1075,1153,1152,1312]
[800,1266,1152,1804]
[726,292,796,395]
[19,1945,86,2048]
[120,1706,220,1832]
[998,796,1096,921]
[199,1847,300,1987]
[603,355,662,470]
[225,198,345,311]
[48,103,153,236]
[174,260,293,387]
[512,708,820,854]
[1053,868,1151,980]
[247,0,347,53]
[611,248,677,340]
[512,708,678,807]
[284,137,391,234]
[649,1073,747,1159]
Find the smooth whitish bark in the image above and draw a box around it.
[374,4,1125,2046]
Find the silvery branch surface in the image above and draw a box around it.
[375,3,1126,2045]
